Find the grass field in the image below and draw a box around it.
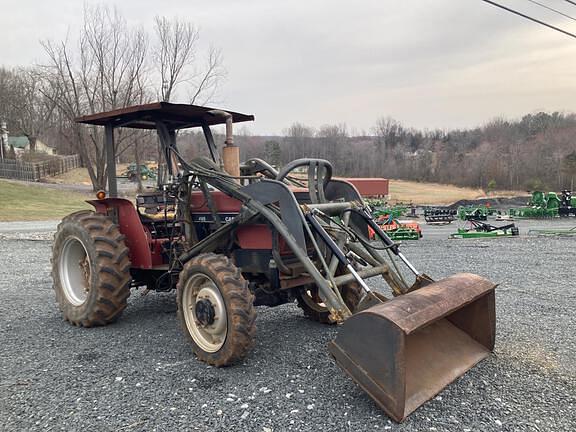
[45,167,94,186]
[0,180,91,221]
[389,179,523,204]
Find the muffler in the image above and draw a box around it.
[329,273,496,422]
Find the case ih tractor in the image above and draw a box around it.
[51,103,496,422]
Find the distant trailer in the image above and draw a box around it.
[342,177,389,198]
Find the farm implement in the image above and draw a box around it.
[457,205,492,221]
[450,220,519,239]
[508,191,560,218]
[51,102,497,422]
[370,203,408,220]
[558,190,576,217]
[424,207,457,224]
[373,215,422,240]
[368,203,421,240]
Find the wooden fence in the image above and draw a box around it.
[0,155,81,182]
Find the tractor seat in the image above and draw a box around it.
[136,192,176,223]
[139,211,176,222]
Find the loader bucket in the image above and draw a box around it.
[329,273,496,422]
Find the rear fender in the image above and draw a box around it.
[87,198,152,269]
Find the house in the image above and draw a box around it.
[7,136,55,155]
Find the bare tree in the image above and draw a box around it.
[8,68,58,151]
[282,123,315,162]
[153,16,225,104]
[189,47,225,105]
[41,5,148,190]
[373,116,405,153]
[316,123,347,167]
[0,68,16,125]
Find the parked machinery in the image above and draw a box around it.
[424,207,457,224]
[51,102,497,422]
[450,220,519,239]
[457,205,492,221]
[509,191,560,218]
[121,163,157,182]
[372,214,422,241]
[367,202,421,240]
[559,190,576,217]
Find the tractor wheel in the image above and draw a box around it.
[296,265,363,324]
[51,211,132,327]
[177,253,256,367]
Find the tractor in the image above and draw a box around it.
[51,102,497,422]
[121,163,157,182]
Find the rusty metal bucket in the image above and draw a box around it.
[329,273,496,422]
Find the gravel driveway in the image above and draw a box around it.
[1,219,575,431]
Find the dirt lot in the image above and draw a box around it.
[389,180,524,205]
[0,219,575,431]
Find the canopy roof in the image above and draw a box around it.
[75,102,255,130]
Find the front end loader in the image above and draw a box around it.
[51,102,496,422]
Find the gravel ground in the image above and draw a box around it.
[1,218,575,431]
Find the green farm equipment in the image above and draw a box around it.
[369,203,408,220]
[450,220,519,239]
[386,226,421,240]
[368,201,418,239]
[508,191,559,218]
[375,215,422,240]
[122,163,157,182]
[457,205,491,221]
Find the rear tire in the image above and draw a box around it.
[177,253,256,367]
[51,211,132,327]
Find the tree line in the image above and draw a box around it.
[179,111,576,192]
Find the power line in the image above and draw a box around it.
[480,0,576,39]
[525,0,576,22]
[562,0,576,7]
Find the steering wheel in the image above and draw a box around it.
[275,158,333,203]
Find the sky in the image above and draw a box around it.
[1,0,575,135]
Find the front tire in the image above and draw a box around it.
[296,265,363,324]
[177,253,256,367]
[51,211,132,327]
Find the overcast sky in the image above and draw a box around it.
[1,0,575,134]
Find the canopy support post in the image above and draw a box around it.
[105,124,118,198]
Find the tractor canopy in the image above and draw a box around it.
[75,102,255,197]
[75,102,254,130]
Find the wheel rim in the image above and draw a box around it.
[59,236,91,306]
[300,282,360,313]
[182,273,227,353]
[301,286,328,312]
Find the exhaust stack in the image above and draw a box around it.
[208,110,240,177]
